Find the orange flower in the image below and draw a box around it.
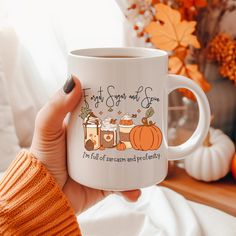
[182,0,207,8]
[208,33,236,84]
[145,3,200,51]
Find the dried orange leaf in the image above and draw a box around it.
[180,64,211,100]
[174,46,188,61]
[185,64,210,91]
[168,56,211,100]
[145,3,200,50]
[168,56,183,74]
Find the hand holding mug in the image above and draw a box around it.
[30,75,141,214]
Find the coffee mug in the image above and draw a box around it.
[67,47,210,191]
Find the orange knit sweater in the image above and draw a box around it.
[0,150,81,236]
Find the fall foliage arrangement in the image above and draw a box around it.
[124,0,236,100]
[120,0,236,183]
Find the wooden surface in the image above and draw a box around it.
[159,164,236,216]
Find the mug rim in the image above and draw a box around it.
[69,47,168,60]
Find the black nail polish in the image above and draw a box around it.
[63,75,75,94]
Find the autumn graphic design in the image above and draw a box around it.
[80,106,162,152]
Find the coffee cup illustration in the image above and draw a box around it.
[118,114,135,149]
[83,112,101,151]
[80,106,163,152]
[100,117,117,148]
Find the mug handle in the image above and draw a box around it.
[167,74,211,160]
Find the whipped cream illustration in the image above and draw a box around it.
[101,117,117,131]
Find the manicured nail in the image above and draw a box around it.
[63,75,75,94]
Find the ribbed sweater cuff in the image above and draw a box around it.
[0,150,81,236]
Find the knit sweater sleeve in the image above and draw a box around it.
[0,150,81,236]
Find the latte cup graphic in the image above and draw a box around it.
[100,118,117,148]
[83,112,101,151]
[119,114,135,149]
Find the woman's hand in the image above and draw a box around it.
[30,76,141,214]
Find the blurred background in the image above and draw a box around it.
[0,0,125,170]
[0,1,236,233]
[0,0,235,175]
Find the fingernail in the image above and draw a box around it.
[63,75,75,94]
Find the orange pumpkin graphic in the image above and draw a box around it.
[130,108,162,151]
[116,141,126,151]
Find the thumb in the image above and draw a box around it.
[35,75,82,133]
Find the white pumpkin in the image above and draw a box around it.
[184,128,235,182]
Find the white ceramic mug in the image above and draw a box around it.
[67,47,210,191]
